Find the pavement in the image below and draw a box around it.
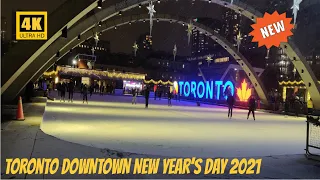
[1,93,320,179]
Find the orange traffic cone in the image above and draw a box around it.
[16,96,25,120]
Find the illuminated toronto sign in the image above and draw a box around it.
[177,81,234,100]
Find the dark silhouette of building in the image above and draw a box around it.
[1,16,7,42]
[57,38,110,66]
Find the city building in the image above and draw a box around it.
[135,33,153,58]
[11,10,17,42]
[294,2,320,78]
[58,38,110,66]
[1,16,7,42]
[265,0,289,14]
[137,33,152,50]
[221,9,240,43]
[264,1,320,83]
[191,18,222,57]
[143,35,152,50]
[191,30,209,56]
[1,16,9,56]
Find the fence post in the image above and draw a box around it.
[306,120,309,155]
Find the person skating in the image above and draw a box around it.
[227,95,235,118]
[145,86,150,108]
[57,82,61,99]
[42,80,47,97]
[82,84,88,104]
[59,82,65,102]
[247,96,256,120]
[132,88,137,104]
[61,82,67,102]
[48,81,53,96]
[168,90,172,106]
[154,89,157,100]
[158,90,162,100]
[68,80,75,102]
[294,96,301,117]
[89,85,94,97]
[284,97,290,117]
[100,85,105,96]
[80,83,84,97]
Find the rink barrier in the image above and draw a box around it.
[305,117,320,161]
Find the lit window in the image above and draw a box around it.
[182,64,185,68]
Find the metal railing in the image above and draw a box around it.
[305,116,320,161]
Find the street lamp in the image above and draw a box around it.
[72,59,77,67]
[55,77,59,84]
[97,0,102,9]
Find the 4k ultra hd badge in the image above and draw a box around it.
[16,11,47,40]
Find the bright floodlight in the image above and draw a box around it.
[72,60,77,65]
[173,81,178,87]
[55,77,59,84]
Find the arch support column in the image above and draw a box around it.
[281,41,320,108]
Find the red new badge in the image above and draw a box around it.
[250,11,294,49]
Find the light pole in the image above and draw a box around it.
[72,59,77,68]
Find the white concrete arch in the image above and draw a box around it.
[1,0,98,92]
[2,0,319,107]
[32,14,269,105]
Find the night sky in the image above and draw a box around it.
[2,0,270,56]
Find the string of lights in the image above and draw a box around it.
[43,66,146,80]
[144,79,174,85]
[279,80,320,86]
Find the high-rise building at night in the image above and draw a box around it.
[221,9,240,43]
[263,0,294,81]
[264,0,320,81]
[137,33,152,50]
[265,0,288,14]
[191,30,209,56]
[136,33,153,57]
[1,16,7,42]
[295,3,320,79]
[191,18,222,57]
[143,35,152,50]
[57,39,110,66]
[11,10,17,42]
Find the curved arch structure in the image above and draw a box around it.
[1,0,97,91]
[30,14,269,105]
[2,0,320,108]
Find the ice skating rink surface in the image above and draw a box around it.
[42,93,306,158]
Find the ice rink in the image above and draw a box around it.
[41,93,306,158]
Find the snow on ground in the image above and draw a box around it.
[41,92,306,158]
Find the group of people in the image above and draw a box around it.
[131,86,173,107]
[284,95,314,117]
[227,94,257,120]
[56,80,75,102]
[131,86,150,107]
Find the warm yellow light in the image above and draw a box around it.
[55,66,145,80]
[144,79,173,85]
[55,77,59,84]
[282,87,286,102]
[237,79,252,102]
